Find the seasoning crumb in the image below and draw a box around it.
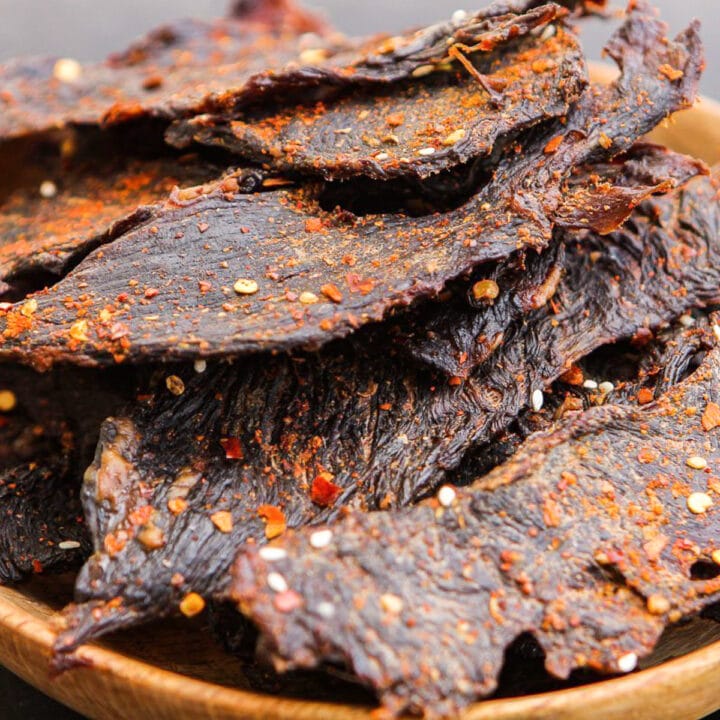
[0,390,17,412]
[687,492,712,515]
[442,128,466,146]
[310,529,333,549]
[646,594,670,615]
[233,278,258,295]
[380,593,404,614]
[472,279,500,303]
[267,572,289,593]
[166,375,185,396]
[701,402,720,431]
[179,592,205,618]
[210,510,233,533]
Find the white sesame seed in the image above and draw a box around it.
[234,278,258,295]
[317,601,336,619]
[687,492,713,515]
[418,147,436,156]
[617,652,638,673]
[309,529,333,549]
[39,180,57,199]
[679,314,696,327]
[53,58,82,83]
[380,593,404,614]
[299,291,319,305]
[267,572,289,593]
[374,152,390,161]
[438,485,456,507]
[713,324,720,342]
[598,381,615,395]
[298,48,328,64]
[58,540,81,550]
[451,9,467,23]
[194,359,207,374]
[583,380,598,390]
[259,546,288,562]
[531,389,544,412]
[686,456,708,470]
[540,24,557,41]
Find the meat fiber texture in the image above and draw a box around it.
[231,333,720,718]
[0,2,704,367]
[52,168,720,659]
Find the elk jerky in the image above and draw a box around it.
[230,339,720,718]
[0,364,137,583]
[0,3,703,368]
[0,1,331,141]
[167,26,587,182]
[406,143,707,377]
[52,167,720,658]
[0,142,222,301]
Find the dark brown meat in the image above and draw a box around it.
[167,26,587,181]
[51,167,720,659]
[0,3,332,141]
[230,338,720,718]
[0,365,137,583]
[0,3,703,368]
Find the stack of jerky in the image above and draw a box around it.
[1,0,720,716]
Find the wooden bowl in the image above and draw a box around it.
[2,64,720,720]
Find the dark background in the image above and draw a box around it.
[1,0,720,718]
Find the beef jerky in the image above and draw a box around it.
[0,364,137,583]
[230,339,720,718]
[0,2,331,141]
[0,3,703,368]
[168,26,587,182]
[0,139,222,301]
[406,143,707,377]
[52,169,720,658]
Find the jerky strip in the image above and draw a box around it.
[0,3,702,367]
[168,27,587,181]
[53,170,720,656]
[231,340,720,718]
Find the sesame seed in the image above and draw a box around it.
[0,390,17,412]
[686,456,708,470]
[531,389,544,412]
[582,380,598,390]
[438,485,456,507]
[309,529,333,549]
[194,359,207,374]
[411,65,434,78]
[317,601,336,618]
[617,653,638,673]
[418,147,436,156]
[687,492,713,515]
[53,58,82,83]
[442,128,467,146]
[714,324,720,342]
[299,291,319,304]
[679,314,696,327]
[374,152,390,161]
[712,550,720,566]
[39,180,58,198]
[166,375,185,396]
[298,48,328,64]
[259,546,288,562]
[451,9,468,22]
[267,572,289,593]
[598,381,615,395]
[233,278,258,295]
[540,24,557,41]
[646,594,670,615]
[58,540,81,550]
[380,593,404,614]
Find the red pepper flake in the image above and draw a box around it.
[701,402,720,432]
[144,287,159,299]
[311,472,342,507]
[198,280,212,293]
[637,387,655,405]
[210,510,233,533]
[559,365,584,386]
[304,217,324,233]
[320,283,343,303]
[32,559,43,574]
[386,112,404,127]
[168,498,188,515]
[543,135,564,154]
[103,531,127,556]
[448,376,463,387]
[637,447,657,464]
[273,589,304,613]
[220,437,244,460]
[257,504,287,539]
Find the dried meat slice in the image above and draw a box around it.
[52,170,720,657]
[230,338,720,718]
[0,135,223,301]
[0,3,333,141]
[0,365,136,583]
[0,3,703,368]
[168,26,587,181]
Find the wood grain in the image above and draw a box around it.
[1,63,720,719]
